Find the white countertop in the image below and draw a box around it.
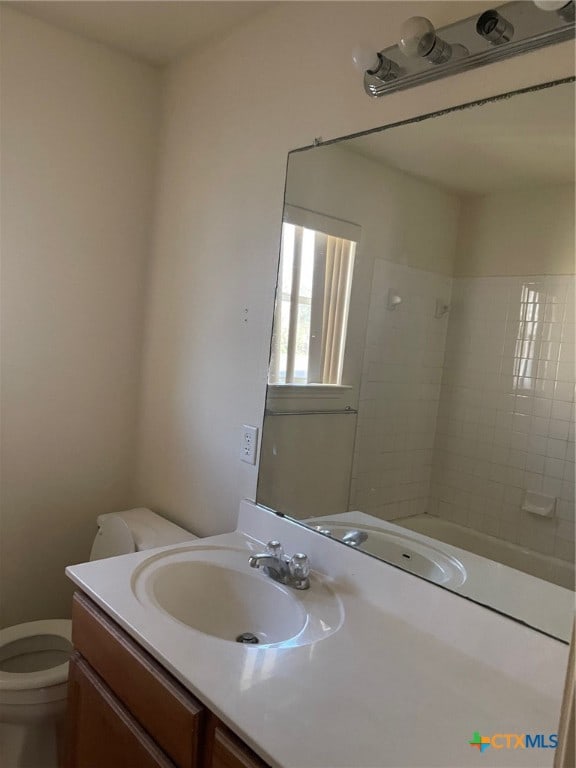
[66,501,570,768]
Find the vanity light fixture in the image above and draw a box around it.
[352,46,401,83]
[356,1,575,97]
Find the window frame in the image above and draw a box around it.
[268,206,361,390]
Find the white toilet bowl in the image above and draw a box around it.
[0,619,72,716]
[0,620,72,768]
[0,508,197,768]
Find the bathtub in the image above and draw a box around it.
[398,514,574,591]
[305,510,573,641]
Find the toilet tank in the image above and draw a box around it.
[89,507,197,561]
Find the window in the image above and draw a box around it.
[269,207,359,386]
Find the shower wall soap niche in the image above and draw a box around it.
[521,491,557,518]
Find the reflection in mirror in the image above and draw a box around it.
[257,80,575,641]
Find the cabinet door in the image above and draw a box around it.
[66,653,176,768]
[72,592,203,768]
[204,716,269,768]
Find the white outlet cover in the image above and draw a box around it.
[241,425,258,465]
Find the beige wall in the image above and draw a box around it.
[0,8,161,626]
[455,184,575,277]
[135,1,574,536]
[286,145,460,276]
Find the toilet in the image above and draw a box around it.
[0,508,197,768]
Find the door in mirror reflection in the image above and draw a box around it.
[257,79,576,642]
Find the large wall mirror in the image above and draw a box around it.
[257,79,575,642]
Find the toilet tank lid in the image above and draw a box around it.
[96,508,197,552]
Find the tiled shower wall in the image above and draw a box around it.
[429,275,575,564]
[350,260,452,520]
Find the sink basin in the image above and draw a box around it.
[313,522,466,587]
[132,545,344,648]
[143,561,305,643]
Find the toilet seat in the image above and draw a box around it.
[0,511,197,714]
[0,620,72,695]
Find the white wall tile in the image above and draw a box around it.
[430,274,575,563]
[354,270,574,566]
[350,262,452,520]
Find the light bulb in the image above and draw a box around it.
[399,16,437,58]
[533,0,569,9]
[533,0,575,21]
[398,16,454,64]
[352,45,381,74]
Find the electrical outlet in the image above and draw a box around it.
[241,425,258,465]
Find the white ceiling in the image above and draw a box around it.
[10,1,276,65]
[345,81,575,196]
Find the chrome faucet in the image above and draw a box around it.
[341,529,368,547]
[248,541,310,590]
[314,527,368,547]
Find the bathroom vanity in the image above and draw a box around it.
[64,501,569,768]
[66,592,266,768]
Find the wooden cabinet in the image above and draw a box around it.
[65,592,270,768]
[67,654,175,768]
[203,716,269,768]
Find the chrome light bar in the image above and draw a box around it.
[357,2,575,98]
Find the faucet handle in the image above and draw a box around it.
[266,540,285,560]
[289,553,310,581]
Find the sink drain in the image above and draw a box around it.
[235,632,260,644]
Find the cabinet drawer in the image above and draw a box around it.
[203,716,269,768]
[72,592,203,768]
[67,654,175,768]
[211,728,268,768]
